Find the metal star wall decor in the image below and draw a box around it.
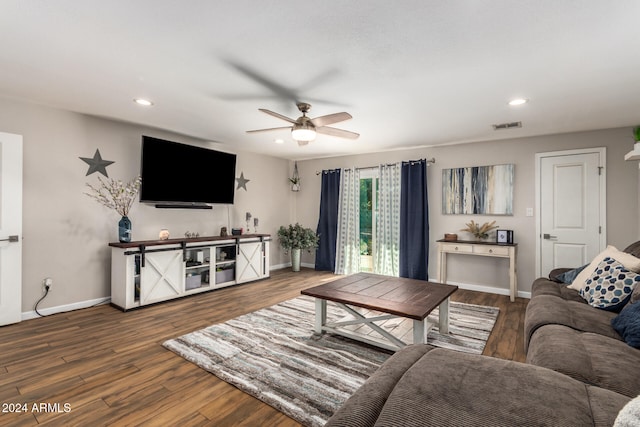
[79,149,115,177]
[236,172,250,191]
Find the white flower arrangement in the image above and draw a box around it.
[85,176,141,217]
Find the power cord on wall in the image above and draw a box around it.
[34,279,51,317]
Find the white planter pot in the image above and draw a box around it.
[291,248,301,272]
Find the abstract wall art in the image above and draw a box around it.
[442,164,514,215]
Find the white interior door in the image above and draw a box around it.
[0,132,23,326]
[536,148,605,276]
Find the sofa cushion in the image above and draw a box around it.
[568,245,640,291]
[323,343,434,427]
[531,277,586,302]
[580,257,640,312]
[526,324,640,398]
[632,281,640,304]
[612,301,640,348]
[327,346,630,427]
[524,293,620,352]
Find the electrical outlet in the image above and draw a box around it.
[43,277,52,291]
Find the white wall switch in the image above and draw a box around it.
[526,207,534,217]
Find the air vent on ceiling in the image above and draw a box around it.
[492,121,522,130]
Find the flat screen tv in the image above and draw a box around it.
[140,136,236,206]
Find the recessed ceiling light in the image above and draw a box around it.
[508,98,528,106]
[274,139,284,144]
[134,98,153,106]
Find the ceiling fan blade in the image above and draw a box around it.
[311,112,352,127]
[259,109,297,124]
[246,126,292,134]
[316,126,360,139]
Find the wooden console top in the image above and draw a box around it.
[109,233,271,248]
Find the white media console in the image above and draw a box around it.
[109,234,270,310]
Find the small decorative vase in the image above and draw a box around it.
[291,248,301,272]
[118,216,132,243]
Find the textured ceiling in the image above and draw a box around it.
[1,1,639,159]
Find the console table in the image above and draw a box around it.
[436,239,518,302]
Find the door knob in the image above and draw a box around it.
[543,233,557,240]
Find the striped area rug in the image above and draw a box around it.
[163,296,498,427]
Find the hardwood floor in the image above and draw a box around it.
[0,269,528,426]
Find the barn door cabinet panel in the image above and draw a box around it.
[236,238,271,284]
[110,234,271,310]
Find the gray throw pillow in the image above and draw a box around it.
[554,264,588,284]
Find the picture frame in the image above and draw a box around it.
[496,229,514,244]
[442,163,514,215]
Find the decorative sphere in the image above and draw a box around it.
[159,229,170,240]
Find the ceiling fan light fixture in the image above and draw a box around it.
[291,124,316,142]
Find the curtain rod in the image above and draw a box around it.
[315,157,435,175]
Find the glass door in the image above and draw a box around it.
[359,169,378,272]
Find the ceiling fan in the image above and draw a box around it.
[247,102,359,146]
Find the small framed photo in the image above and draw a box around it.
[497,229,514,244]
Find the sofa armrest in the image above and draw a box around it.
[325,344,434,427]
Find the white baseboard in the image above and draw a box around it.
[269,262,316,271]
[269,262,291,270]
[20,275,527,321]
[22,297,111,321]
[445,280,531,299]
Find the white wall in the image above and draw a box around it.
[2,93,637,312]
[294,127,639,296]
[0,96,293,313]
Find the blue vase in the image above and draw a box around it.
[118,216,132,243]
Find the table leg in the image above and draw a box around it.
[413,318,427,344]
[314,298,327,335]
[509,246,517,302]
[438,248,447,284]
[439,297,450,334]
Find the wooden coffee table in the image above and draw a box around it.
[301,273,458,351]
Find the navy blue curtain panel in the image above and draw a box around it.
[400,160,429,280]
[315,169,341,271]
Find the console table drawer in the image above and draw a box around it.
[440,243,473,253]
[473,245,509,256]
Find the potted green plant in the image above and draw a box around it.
[634,126,640,150]
[289,176,300,192]
[290,161,300,191]
[277,223,319,271]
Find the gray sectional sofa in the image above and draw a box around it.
[326,242,640,426]
[525,241,640,399]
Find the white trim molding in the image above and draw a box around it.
[22,297,111,320]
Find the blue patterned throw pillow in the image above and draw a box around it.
[580,257,640,311]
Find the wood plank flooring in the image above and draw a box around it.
[0,269,528,426]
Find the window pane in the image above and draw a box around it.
[360,178,373,256]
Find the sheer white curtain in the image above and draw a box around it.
[335,168,361,274]
[374,162,401,276]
